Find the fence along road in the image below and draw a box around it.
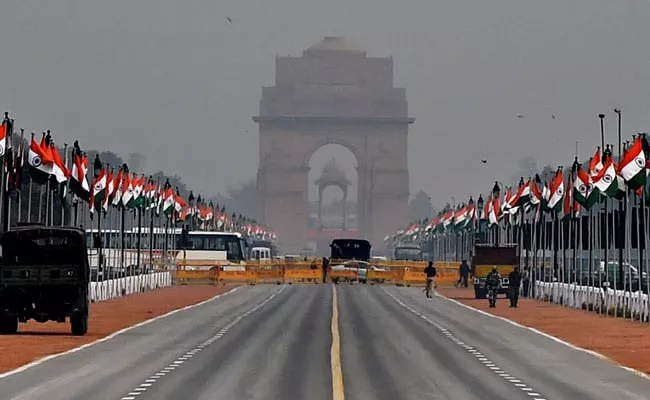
[1,284,650,400]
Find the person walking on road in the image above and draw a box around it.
[456,260,470,288]
[322,257,329,283]
[485,267,501,308]
[424,261,437,298]
[508,266,522,308]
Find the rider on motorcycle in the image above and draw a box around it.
[485,266,501,308]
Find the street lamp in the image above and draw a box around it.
[188,191,195,230]
[93,154,102,178]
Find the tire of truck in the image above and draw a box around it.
[71,313,88,336]
[360,279,367,284]
[474,287,487,299]
[0,316,18,334]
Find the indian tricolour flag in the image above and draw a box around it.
[574,166,598,209]
[489,197,501,226]
[619,136,646,190]
[547,169,564,213]
[90,168,107,212]
[589,148,604,178]
[529,176,542,206]
[594,157,625,199]
[511,179,531,208]
[162,187,175,216]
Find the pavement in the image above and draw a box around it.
[1,284,650,400]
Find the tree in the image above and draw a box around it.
[128,152,146,173]
[212,178,259,219]
[540,164,555,183]
[409,190,432,221]
[511,156,538,184]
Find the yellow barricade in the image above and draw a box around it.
[284,268,321,283]
[218,270,257,284]
[403,270,427,286]
[367,269,402,284]
[329,269,358,281]
[176,270,216,284]
[251,265,284,284]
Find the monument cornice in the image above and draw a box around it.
[252,115,415,124]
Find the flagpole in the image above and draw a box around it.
[624,139,633,319]
[148,178,155,273]
[644,186,650,323]
[136,206,142,270]
[615,109,624,289]
[0,113,9,231]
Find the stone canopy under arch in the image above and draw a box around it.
[254,37,414,253]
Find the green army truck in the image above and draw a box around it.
[0,226,90,335]
[471,243,518,299]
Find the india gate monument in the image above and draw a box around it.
[254,37,414,254]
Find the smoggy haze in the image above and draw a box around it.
[1,0,650,208]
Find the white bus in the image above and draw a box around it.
[85,228,248,276]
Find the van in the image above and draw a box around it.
[250,247,271,261]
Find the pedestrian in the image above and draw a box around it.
[322,257,329,283]
[424,261,437,298]
[485,267,501,308]
[508,266,522,307]
[457,259,470,288]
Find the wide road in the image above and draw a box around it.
[1,284,649,400]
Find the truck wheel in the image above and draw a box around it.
[474,287,487,299]
[0,316,18,334]
[71,314,88,336]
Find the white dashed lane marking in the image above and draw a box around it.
[118,287,286,400]
[383,288,548,400]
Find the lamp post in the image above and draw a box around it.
[187,191,195,231]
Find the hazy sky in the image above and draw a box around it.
[2,0,650,208]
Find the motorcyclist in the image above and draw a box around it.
[424,261,437,298]
[485,266,501,308]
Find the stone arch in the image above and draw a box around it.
[301,136,365,168]
[254,37,414,253]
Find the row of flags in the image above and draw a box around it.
[388,134,650,244]
[0,116,276,241]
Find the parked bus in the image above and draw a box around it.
[85,228,248,276]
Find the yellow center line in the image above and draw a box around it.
[331,285,345,400]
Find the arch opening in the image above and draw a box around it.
[307,144,359,252]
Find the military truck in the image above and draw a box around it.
[0,226,90,335]
[471,243,518,299]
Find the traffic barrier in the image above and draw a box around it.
[367,269,402,284]
[217,270,257,284]
[329,269,358,282]
[250,264,284,284]
[284,268,321,283]
[177,270,216,284]
[170,258,464,286]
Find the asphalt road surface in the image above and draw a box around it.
[1,284,650,400]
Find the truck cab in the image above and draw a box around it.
[471,244,518,299]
